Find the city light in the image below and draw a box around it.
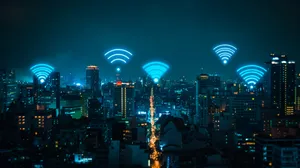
[213,44,237,65]
[30,63,54,83]
[149,88,160,168]
[237,64,267,88]
[142,61,169,83]
[3,3,299,168]
[138,111,147,115]
[86,65,99,70]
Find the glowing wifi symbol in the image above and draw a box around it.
[30,63,54,83]
[142,61,169,83]
[104,48,133,64]
[213,44,237,64]
[237,64,267,89]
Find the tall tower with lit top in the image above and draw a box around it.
[86,65,100,97]
[267,54,296,116]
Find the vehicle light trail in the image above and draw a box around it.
[149,87,160,168]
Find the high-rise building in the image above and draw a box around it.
[0,69,17,112]
[229,94,261,122]
[113,81,135,118]
[33,75,41,109]
[49,72,61,116]
[20,84,35,107]
[195,74,219,128]
[4,83,19,108]
[0,69,16,84]
[102,82,114,118]
[267,54,296,116]
[196,74,221,95]
[86,65,100,97]
[65,72,75,85]
[87,98,103,118]
[296,73,300,112]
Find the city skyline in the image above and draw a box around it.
[1,1,300,167]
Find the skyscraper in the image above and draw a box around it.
[86,65,100,97]
[267,54,296,116]
[196,74,221,95]
[113,81,135,118]
[49,72,60,116]
[195,74,220,128]
[0,69,17,112]
[296,73,300,112]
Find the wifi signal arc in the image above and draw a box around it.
[142,61,169,83]
[30,63,54,83]
[213,44,237,64]
[237,64,267,88]
[104,48,133,64]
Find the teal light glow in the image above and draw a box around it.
[142,61,169,83]
[30,64,54,82]
[104,48,133,64]
[213,44,237,65]
[237,64,267,88]
[111,58,126,63]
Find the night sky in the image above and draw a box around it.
[1,0,300,81]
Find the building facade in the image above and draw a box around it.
[268,54,296,116]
